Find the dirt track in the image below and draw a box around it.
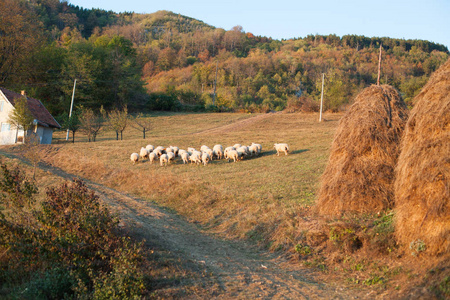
[0,147,367,299]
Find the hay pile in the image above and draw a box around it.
[316,85,409,216]
[395,58,450,256]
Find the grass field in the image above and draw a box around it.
[3,111,449,298]
[48,112,340,248]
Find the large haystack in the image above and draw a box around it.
[395,58,450,256]
[316,85,409,216]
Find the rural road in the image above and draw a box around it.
[1,150,364,299]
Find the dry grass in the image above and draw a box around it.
[315,85,409,217]
[2,110,449,298]
[34,112,341,251]
[395,58,450,256]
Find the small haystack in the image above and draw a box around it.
[316,85,409,216]
[395,58,450,256]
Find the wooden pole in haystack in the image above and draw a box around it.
[377,44,382,86]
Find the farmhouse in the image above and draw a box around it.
[0,87,61,145]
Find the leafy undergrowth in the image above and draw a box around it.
[0,160,145,299]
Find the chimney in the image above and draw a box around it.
[21,90,26,96]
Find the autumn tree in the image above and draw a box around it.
[107,106,128,140]
[79,107,104,142]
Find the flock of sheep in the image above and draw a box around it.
[130,143,290,166]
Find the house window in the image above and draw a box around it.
[1,123,10,132]
[0,101,4,112]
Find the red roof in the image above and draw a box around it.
[0,87,61,129]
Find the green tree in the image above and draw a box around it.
[60,109,81,143]
[8,95,34,144]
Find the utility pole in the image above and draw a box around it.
[66,79,76,140]
[319,73,324,122]
[377,44,382,86]
[213,61,218,106]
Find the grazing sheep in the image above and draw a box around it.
[203,148,214,159]
[167,152,175,163]
[149,152,157,164]
[189,152,201,164]
[213,144,223,159]
[224,146,235,158]
[236,147,247,160]
[202,152,211,166]
[178,149,187,156]
[252,143,262,155]
[155,146,165,154]
[146,144,154,152]
[226,150,239,162]
[233,143,242,149]
[181,152,190,164]
[200,145,210,152]
[274,143,289,156]
[140,147,149,159]
[130,153,139,164]
[160,154,169,166]
[170,146,179,157]
[153,149,163,157]
[248,144,258,156]
[165,147,174,154]
[187,147,196,155]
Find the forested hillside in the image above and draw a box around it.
[1,0,448,116]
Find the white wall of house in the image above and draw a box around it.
[0,94,18,145]
[0,91,55,145]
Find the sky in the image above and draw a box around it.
[68,0,450,50]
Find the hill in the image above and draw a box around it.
[0,0,448,116]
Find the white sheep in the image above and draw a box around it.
[160,153,169,166]
[165,147,174,154]
[130,153,139,164]
[180,152,190,164]
[187,147,196,155]
[153,148,163,157]
[170,146,179,157]
[146,144,154,152]
[236,147,247,160]
[248,144,258,156]
[189,152,201,164]
[200,145,210,152]
[224,146,235,158]
[226,150,239,162]
[274,143,289,156]
[140,147,149,159]
[167,152,175,163]
[203,148,213,159]
[232,143,242,149]
[178,149,187,156]
[149,152,157,164]
[154,146,165,154]
[202,152,211,166]
[252,143,262,155]
[213,144,223,160]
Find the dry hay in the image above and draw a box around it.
[394,58,450,256]
[315,85,409,216]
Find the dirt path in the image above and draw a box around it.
[1,150,363,299]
